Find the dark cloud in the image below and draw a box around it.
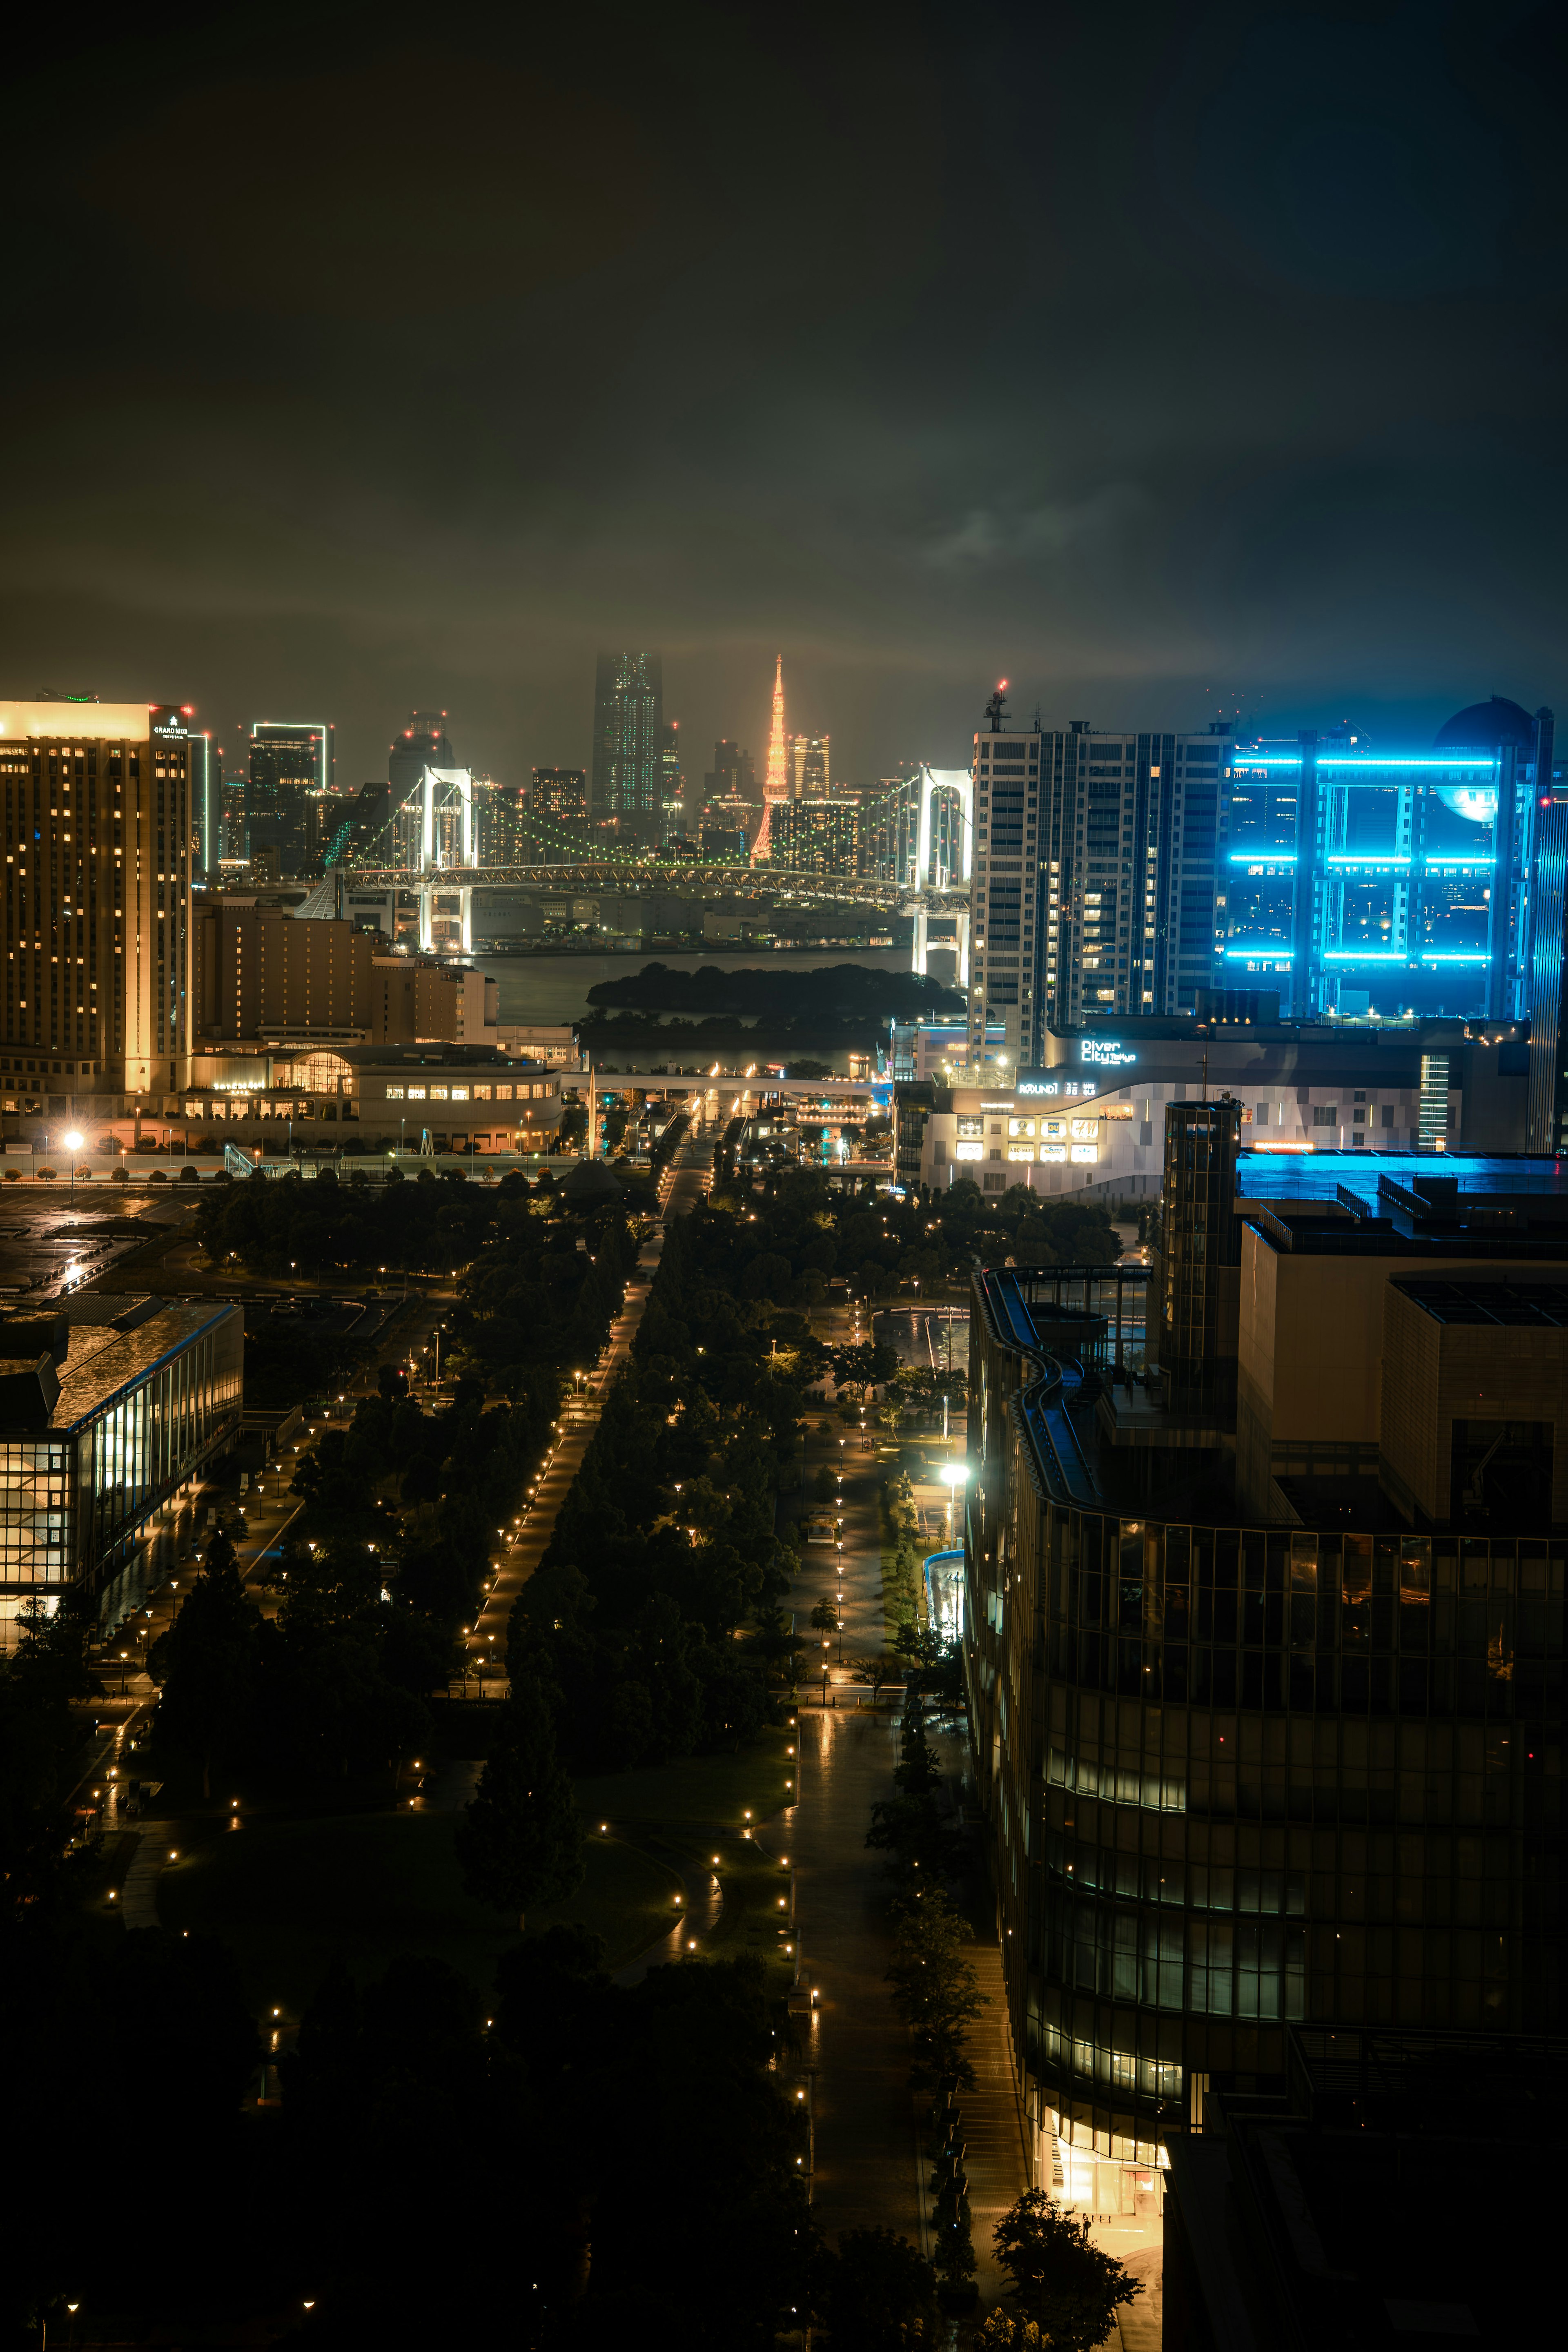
[3,0,1565,784]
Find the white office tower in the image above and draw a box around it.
[967,720,1231,1066]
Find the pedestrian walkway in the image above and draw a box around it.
[790,1706,923,2248]
[473,1136,711,1665]
[960,1940,1032,2304]
[120,1832,165,1928]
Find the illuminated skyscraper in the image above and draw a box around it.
[0,699,194,1094]
[247,719,334,879]
[591,653,663,849]
[756,654,788,858]
[530,767,590,858]
[771,797,860,877]
[788,733,830,798]
[968,713,1231,1067]
[659,719,686,846]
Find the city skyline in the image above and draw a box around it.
[4,6,1564,793]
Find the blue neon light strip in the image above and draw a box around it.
[1323,951,1405,962]
[1224,947,1292,960]
[1231,755,1496,771]
[1227,850,1493,867]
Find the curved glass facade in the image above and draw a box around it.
[965,1269,1565,2172]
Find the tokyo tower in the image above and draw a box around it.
[754,653,787,860]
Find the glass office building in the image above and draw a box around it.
[1219,704,1557,1024]
[965,1265,1564,2182]
[0,1298,243,1641]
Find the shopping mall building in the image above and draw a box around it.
[901,1011,1528,1203]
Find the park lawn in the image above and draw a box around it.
[573,1721,797,1832]
[160,1808,679,2014]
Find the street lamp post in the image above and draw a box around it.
[63,1129,83,1210]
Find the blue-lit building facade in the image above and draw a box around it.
[1219,699,1557,1030]
[965,1246,1565,2195]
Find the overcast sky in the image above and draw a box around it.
[4,0,1564,789]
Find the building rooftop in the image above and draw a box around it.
[0,1298,238,1436]
[1238,1148,1568,1205]
[1389,1275,1568,1327]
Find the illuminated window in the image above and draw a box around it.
[384,1085,404,1100]
[451,1087,469,1101]
[430,1085,449,1100]
[407,1086,426,1101]
[473,1085,492,1100]
[497,1084,513,1100]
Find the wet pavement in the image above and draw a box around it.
[784,1398,1031,2298]
[791,1702,924,2247]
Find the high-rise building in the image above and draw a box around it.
[860,774,921,887]
[755,655,788,859]
[968,714,1230,1067]
[788,732,830,799]
[1157,1098,1243,1413]
[317,783,393,871]
[529,767,590,858]
[153,708,219,879]
[659,719,686,846]
[388,711,454,802]
[247,720,334,880]
[770,797,860,878]
[472,777,527,864]
[591,653,663,848]
[0,699,194,1094]
[219,777,246,863]
[1218,699,1561,1036]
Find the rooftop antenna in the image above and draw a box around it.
[984,678,1010,734]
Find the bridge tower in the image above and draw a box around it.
[908,764,974,990]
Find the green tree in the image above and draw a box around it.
[455,1675,584,1931]
[146,1527,261,1798]
[973,2318,1050,2351]
[0,1591,105,1918]
[811,1463,839,1505]
[893,1685,941,1794]
[991,2190,1142,2350]
[849,1652,898,1706]
[885,1889,984,2091]
[831,1339,898,1399]
[817,2226,940,2350]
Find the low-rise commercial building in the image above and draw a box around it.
[0,1294,242,1643]
[911,1017,1527,1200]
[175,1044,566,1156]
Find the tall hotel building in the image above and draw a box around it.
[0,700,193,1097]
[968,721,1232,1068]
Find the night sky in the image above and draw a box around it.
[5,0,1565,788]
